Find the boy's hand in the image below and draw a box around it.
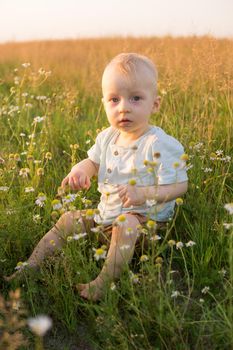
[117,184,146,208]
[61,169,91,191]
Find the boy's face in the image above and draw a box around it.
[102,64,160,136]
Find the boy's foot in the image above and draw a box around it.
[76,278,104,301]
[4,271,21,282]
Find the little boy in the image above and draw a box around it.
[7,53,188,300]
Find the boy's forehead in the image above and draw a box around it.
[102,63,156,92]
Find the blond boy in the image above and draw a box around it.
[7,53,188,300]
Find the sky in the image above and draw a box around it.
[0,0,233,43]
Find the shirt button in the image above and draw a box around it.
[107,168,112,173]
[132,145,138,150]
[114,151,119,156]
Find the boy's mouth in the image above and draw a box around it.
[118,119,132,124]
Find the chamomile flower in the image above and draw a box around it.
[146,220,157,230]
[129,271,140,284]
[51,199,62,211]
[93,247,107,261]
[35,193,47,207]
[140,254,149,262]
[28,315,52,337]
[85,209,94,220]
[73,232,87,240]
[0,186,9,192]
[25,187,35,193]
[224,203,233,215]
[19,168,30,178]
[201,286,210,294]
[116,214,128,226]
[176,241,184,249]
[171,290,181,298]
[175,198,183,206]
[185,240,196,247]
[15,261,28,271]
[120,244,131,251]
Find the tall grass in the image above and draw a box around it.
[0,36,232,349]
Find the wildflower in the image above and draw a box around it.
[22,62,30,68]
[171,290,180,298]
[27,154,34,162]
[116,214,128,226]
[51,199,62,211]
[210,152,217,160]
[155,256,163,264]
[175,198,183,206]
[146,199,157,207]
[223,223,233,230]
[147,167,154,173]
[224,203,233,215]
[51,211,59,221]
[216,150,223,156]
[146,220,157,230]
[93,247,107,261]
[15,261,28,271]
[143,160,149,166]
[128,178,137,186]
[25,187,35,193]
[199,298,205,303]
[67,236,73,242]
[27,315,52,337]
[33,214,41,222]
[110,282,116,291]
[0,186,9,192]
[140,254,149,262]
[85,209,94,220]
[180,153,189,161]
[49,240,55,246]
[173,162,180,169]
[125,227,134,236]
[218,268,227,277]
[62,193,77,204]
[203,167,213,173]
[73,232,87,240]
[83,199,92,207]
[91,226,103,233]
[129,271,139,284]
[176,241,184,249]
[120,244,131,251]
[37,168,44,176]
[168,239,176,247]
[35,193,47,207]
[201,286,210,294]
[150,234,161,241]
[57,186,65,196]
[45,152,52,160]
[33,116,45,124]
[19,168,30,178]
[185,240,196,247]
[14,153,21,161]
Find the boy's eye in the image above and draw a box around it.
[110,97,119,103]
[132,96,141,101]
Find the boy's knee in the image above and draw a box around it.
[56,210,81,237]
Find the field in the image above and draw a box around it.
[0,37,233,349]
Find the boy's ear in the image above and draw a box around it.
[152,96,161,113]
[101,97,106,109]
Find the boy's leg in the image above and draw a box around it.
[77,213,140,300]
[5,210,83,281]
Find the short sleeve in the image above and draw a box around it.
[87,133,102,164]
[152,136,188,185]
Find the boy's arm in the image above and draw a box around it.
[118,181,188,208]
[61,158,99,190]
[141,181,188,204]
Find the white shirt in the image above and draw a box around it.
[87,126,188,225]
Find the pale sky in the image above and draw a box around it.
[0,0,232,43]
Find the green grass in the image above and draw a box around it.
[0,41,233,349]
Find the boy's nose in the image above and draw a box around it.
[119,100,130,114]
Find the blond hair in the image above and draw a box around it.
[103,52,158,91]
